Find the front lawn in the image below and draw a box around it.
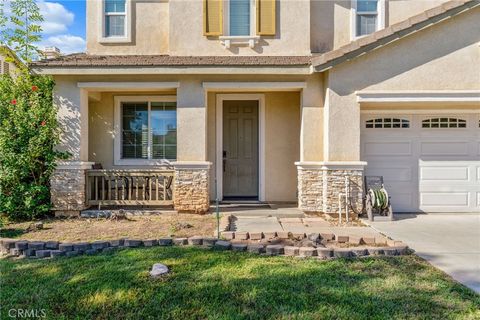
[1,247,479,319]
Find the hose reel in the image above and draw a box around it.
[368,187,389,210]
[364,176,394,221]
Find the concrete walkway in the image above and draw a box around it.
[366,214,480,293]
[217,203,304,218]
[231,215,382,239]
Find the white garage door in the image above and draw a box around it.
[361,113,480,213]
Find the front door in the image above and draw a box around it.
[223,100,259,199]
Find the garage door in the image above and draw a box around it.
[361,114,480,213]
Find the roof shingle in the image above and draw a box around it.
[32,54,313,67]
[31,0,478,72]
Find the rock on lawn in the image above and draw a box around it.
[150,263,169,278]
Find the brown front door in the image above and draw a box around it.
[222,100,259,199]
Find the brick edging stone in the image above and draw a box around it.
[0,235,410,261]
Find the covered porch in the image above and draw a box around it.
[50,77,324,215]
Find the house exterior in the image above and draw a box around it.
[31,0,480,216]
[0,46,22,76]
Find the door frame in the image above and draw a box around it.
[216,94,266,201]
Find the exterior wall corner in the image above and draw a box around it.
[50,161,94,214]
[173,162,211,214]
[296,162,365,216]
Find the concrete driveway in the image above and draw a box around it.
[367,214,480,293]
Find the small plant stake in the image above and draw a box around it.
[215,176,220,238]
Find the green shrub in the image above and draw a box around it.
[0,73,67,220]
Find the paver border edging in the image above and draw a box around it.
[0,235,410,261]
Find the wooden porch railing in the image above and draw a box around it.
[86,170,174,207]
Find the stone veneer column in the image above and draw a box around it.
[172,162,211,214]
[50,161,94,217]
[297,165,324,212]
[296,162,366,216]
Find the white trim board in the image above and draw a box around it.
[78,82,180,91]
[295,161,367,170]
[215,94,266,201]
[171,161,212,170]
[356,91,480,103]
[56,161,95,170]
[203,82,307,91]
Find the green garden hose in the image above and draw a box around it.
[369,187,389,209]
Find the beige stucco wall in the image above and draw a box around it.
[86,0,310,56]
[324,6,480,161]
[300,73,325,161]
[311,0,452,52]
[388,0,450,25]
[88,90,176,168]
[169,0,310,56]
[206,91,301,202]
[86,0,169,55]
[54,77,89,161]
[85,0,454,56]
[264,92,301,201]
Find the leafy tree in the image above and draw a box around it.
[0,1,67,220]
[0,74,68,220]
[7,0,43,63]
[0,0,7,45]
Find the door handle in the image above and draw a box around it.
[223,151,227,172]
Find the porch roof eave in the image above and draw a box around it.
[31,65,314,76]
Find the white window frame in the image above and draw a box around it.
[99,0,132,43]
[114,96,177,166]
[351,0,385,40]
[220,0,260,49]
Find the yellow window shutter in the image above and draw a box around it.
[256,0,276,36]
[204,0,223,36]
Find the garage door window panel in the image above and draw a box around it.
[366,118,410,129]
[422,118,467,129]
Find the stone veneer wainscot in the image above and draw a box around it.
[296,162,366,215]
[172,162,211,214]
[50,161,94,217]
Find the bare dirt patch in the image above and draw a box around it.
[1,214,216,242]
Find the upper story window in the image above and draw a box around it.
[99,0,131,43]
[229,0,251,36]
[352,0,385,38]
[105,0,126,37]
[204,0,276,48]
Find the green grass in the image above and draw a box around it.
[1,247,479,320]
